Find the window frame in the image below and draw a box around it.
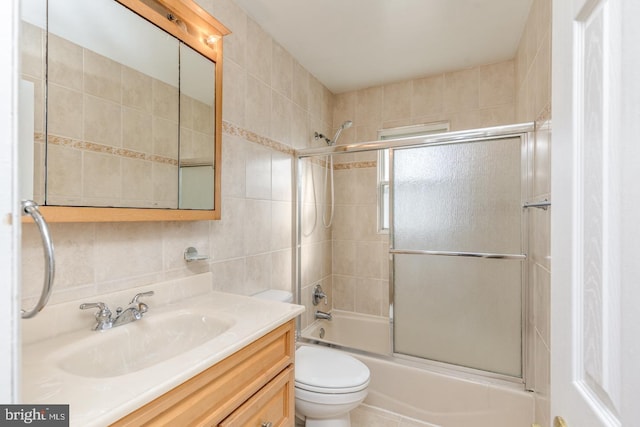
[376,122,450,233]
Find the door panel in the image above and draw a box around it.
[551,0,640,424]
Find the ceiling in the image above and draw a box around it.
[233,0,534,94]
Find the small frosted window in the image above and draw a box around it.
[376,122,449,232]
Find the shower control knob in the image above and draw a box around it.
[312,284,328,306]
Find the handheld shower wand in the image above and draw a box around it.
[314,120,353,146]
[329,120,353,146]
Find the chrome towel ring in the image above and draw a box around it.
[21,200,55,319]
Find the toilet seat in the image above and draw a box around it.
[295,346,370,394]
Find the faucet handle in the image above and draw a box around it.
[79,302,110,313]
[130,291,154,305]
[79,302,113,327]
[129,291,154,314]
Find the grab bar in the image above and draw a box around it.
[21,200,55,319]
[389,249,526,260]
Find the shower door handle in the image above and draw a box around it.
[389,248,526,260]
[21,200,55,319]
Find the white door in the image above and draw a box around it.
[0,0,21,403]
[551,0,640,425]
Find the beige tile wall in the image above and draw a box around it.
[298,158,334,330]
[333,59,516,145]
[515,0,552,425]
[330,163,389,318]
[21,0,333,320]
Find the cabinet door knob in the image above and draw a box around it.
[261,422,272,427]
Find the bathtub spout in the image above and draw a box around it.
[315,310,332,320]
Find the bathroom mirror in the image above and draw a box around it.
[179,43,216,210]
[21,0,228,221]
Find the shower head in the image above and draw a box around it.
[329,120,353,146]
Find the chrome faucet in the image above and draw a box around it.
[315,310,332,321]
[80,291,154,331]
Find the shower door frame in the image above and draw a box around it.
[295,122,536,388]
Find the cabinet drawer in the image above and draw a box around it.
[111,320,295,427]
[219,365,294,427]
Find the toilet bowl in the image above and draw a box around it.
[252,290,370,426]
[295,346,370,427]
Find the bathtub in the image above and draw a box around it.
[302,310,390,354]
[300,310,534,427]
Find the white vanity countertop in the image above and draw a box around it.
[21,274,304,427]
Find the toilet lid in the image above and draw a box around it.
[295,346,370,393]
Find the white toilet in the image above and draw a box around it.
[294,346,370,427]
[252,290,371,427]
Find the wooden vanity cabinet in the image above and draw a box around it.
[111,320,295,427]
[219,367,294,427]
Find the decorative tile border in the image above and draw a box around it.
[222,121,295,156]
[334,161,376,170]
[40,120,299,167]
[221,120,376,170]
[300,157,376,170]
[222,120,376,169]
[42,133,178,166]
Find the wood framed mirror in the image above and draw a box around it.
[19,0,229,222]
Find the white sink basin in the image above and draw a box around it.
[22,274,306,427]
[58,310,234,378]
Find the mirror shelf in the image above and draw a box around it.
[33,206,219,223]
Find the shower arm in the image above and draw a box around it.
[314,120,353,147]
[314,132,331,145]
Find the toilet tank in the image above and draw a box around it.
[252,289,293,303]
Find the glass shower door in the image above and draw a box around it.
[391,136,525,378]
